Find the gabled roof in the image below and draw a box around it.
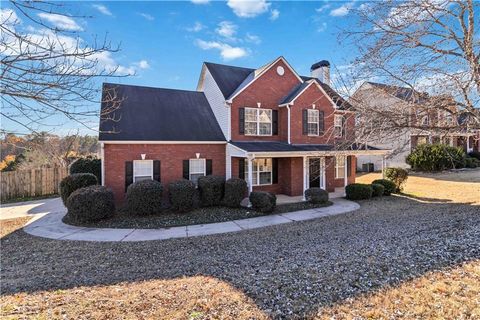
[279,81,312,106]
[99,83,225,141]
[301,76,353,110]
[203,62,254,98]
[366,82,429,104]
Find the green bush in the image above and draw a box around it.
[406,144,466,171]
[465,157,479,168]
[125,180,163,216]
[468,151,480,161]
[223,178,247,208]
[59,173,98,205]
[384,167,409,192]
[197,175,225,207]
[70,157,101,183]
[65,185,115,223]
[168,180,197,212]
[304,187,329,204]
[371,183,385,197]
[249,191,276,213]
[372,179,396,195]
[345,183,373,200]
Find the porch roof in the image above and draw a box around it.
[230,141,385,153]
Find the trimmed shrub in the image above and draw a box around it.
[371,183,385,197]
[345,183,373,200]
[372,179,396,195]
[384,167,409,192]
[125,180,163,216]
[65,185,115,223]
[468,151,480,161]
[465,157,479,168]
[304,187,329,204]
[168,180,197,212]
[70,157,101,183]
[59,173,98,205]
[223,178,248,208]
[249,191,276,213]
[197,175,225,207]
[406,144,466,171]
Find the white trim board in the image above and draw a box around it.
[100,141,227,144]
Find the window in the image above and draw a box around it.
[245,158,272,186]
[189,158,206,183]
[421,115,429,126]
[444,111,453,125]
[307,109,319,136]
[334,115,344,138]
[133,160,153,182]
[245,107,272,136]
[335,156,345,179]
[417,136,428,145]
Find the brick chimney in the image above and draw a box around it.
[310,60,330,85]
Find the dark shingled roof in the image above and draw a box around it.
[367,82,429,104]
[230,141,382,152]
[279,82,311,105]
[99,83,225,141]
[301,76,353,110]
[204,62,254,99]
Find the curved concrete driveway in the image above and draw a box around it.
[20,198,359,242]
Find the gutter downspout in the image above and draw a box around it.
[225,101,232,142]
[286,105,291,144]
[100,142,105,186]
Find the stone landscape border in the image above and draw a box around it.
[23,198,360,242]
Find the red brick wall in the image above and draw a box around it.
[330,155,356,189]
[104,143,226,201]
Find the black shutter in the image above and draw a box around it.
[183,160,189,180]
[153,160,161,182]
[272,158,278,184]
[302,109,308,135]
[239,108,245,135]
[125,161,133,192]
[206,159,212,175]
[239,158,245,179]
[342,116,346,137]
[319,111,325,133]
[272,110,278,135]
[347,156,352,177]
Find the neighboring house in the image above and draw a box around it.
[99,57,387,201]
[352,82,479,170]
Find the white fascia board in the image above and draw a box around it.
[246,149,391,158]
[227,143,248,157]
[196,63,207,92]
[100,141,227,144]
[226,56,304,103]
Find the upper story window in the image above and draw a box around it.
[133,160,153,182]
[335,156,345,179]
[421,115,429,126]
[444,111,453,125]
[245,158,272,186]
[244,107,272,136]
[334,115,344,138]
[189,158,206,183]
[307,109,320,136]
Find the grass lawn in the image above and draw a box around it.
[63,201,332,229]
[1,169,479,319]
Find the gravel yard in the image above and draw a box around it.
[1,170,480,319]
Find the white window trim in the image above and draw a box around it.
[133,160,154,182]
[244,107,273,136]
[245,158,273,186]
[335,156,346,179]
[189,158,206,181]
[334,115,344,138]
[307,109,320,136]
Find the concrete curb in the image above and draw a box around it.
[23,198,360,242]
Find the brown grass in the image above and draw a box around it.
[0,217,31,238]
[1,276,268,320]
[315,260,480,319]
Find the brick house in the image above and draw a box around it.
[99,57,387,201]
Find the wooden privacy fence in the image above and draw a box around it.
[0,167,68,202]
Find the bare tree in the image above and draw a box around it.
[1,1,123,133]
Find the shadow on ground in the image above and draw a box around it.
[1,196,480,318]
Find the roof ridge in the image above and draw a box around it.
[103,82,203,94]
[204,61,254,71]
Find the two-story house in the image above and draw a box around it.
[99,57,387,201]
[352,81,479,170]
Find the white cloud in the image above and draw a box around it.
[270,9,279,21]
[135,60,150,69]
[191,0,210,4]
[37,13,83,31]
[195,39,248,60]
[330,2,354,17]
[216,21,237,39]
[227,0,270,18]
[316,4,331,13]
[317,22,327,32]
[245,33,261,44]
[138,13,154,21]
[187,21,205,32]
[1,8,21,26]
[92,4,112,16]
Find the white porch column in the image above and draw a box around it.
[225,155,232,179]
[344,155,348,187]
[467,135,471,152]
[382,156,386,179]
[302,156,308,200]
[247,156,254,194]
[321,157,326,190]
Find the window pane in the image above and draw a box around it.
[308,109,319,122]
[134,160,152,179]
[245,108,257,121]
[259,172,271,184]
[135,176,152,182]
[258,109,272,123]
[259,123,271,135]
[189,159,205,174]
[190,173,204,184]
[245,122,257,135]
[308,123,318,135]
[336,156,345,167]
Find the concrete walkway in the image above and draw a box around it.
[21,198,360,242]
[1,197,64,220]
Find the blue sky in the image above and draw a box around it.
[2,0,364,135]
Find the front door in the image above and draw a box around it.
[309,158,324,189]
